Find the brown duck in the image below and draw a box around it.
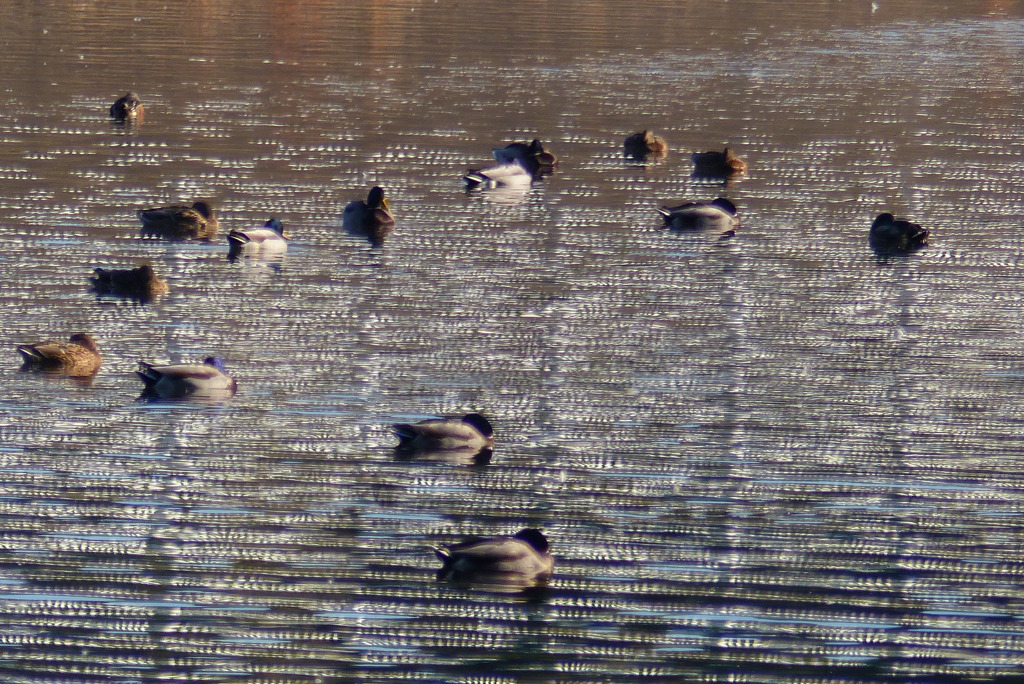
[691,147,746,178]
[110,92,144,121]
[137,201,219,240]
[90,264,168,300]
[17,333,102,376]
[624,130,668,160]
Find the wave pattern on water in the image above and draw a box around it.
[0,1,1023,682]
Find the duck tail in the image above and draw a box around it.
[430,545,454,579]
[463,170,489,187]
[89,267,110,289]
[656,206,673,221]
[392,423,417,444]
[136,361,160,387]
[227,230,251,246]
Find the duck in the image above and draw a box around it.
[342,187,395,244]
[492,139,558,175]
[136,357,237,398]
[137,201,219,240]
[109,92,144,121]
[17,333,102,376]
[869,213,929,252]
[691,147,747,178]
[463,159,534,189]
[623,130,668,160]
[90,264,168,300]
[432,528,554,580]
[392,413,495,453]
[228,217,288,258]
[658,197,740,232]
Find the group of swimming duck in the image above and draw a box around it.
[18,335,544,578]
[15,94,932,584]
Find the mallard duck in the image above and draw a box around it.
[393,413,495,452]
[870,213,929,252]
[136,357,237,398]
[492,139,558,175]
[228,218,287,258]
[432,528,554,580]
[464,160,533,189]
[137,201,219,240]
[342,187,395,244]
[493,140,539,163]
[90,264,168,300]
[624,130,668,160]
[110,92,144,121]
[658,198,740,232]
[691,147,747,178]
[17,333,102,376]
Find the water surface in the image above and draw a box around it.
[2,0,1024,681]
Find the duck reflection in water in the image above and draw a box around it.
[394,446,493,466]
[343,186,395,246]
[431,528,554,590]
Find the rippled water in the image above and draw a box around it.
[2,0,1024,681]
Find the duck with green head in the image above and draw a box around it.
[492,138,558,176]
[431,528,554,581]
[17,333,102,377]
[343,187,394,245]
[228,217,288,259]
[393,413,494,453]
[658,197,739,233]
[463,159,534,190]
[870,213,929,252]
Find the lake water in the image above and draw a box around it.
[2,0,1024,681]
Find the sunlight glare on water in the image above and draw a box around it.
[1,0,1024,681]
